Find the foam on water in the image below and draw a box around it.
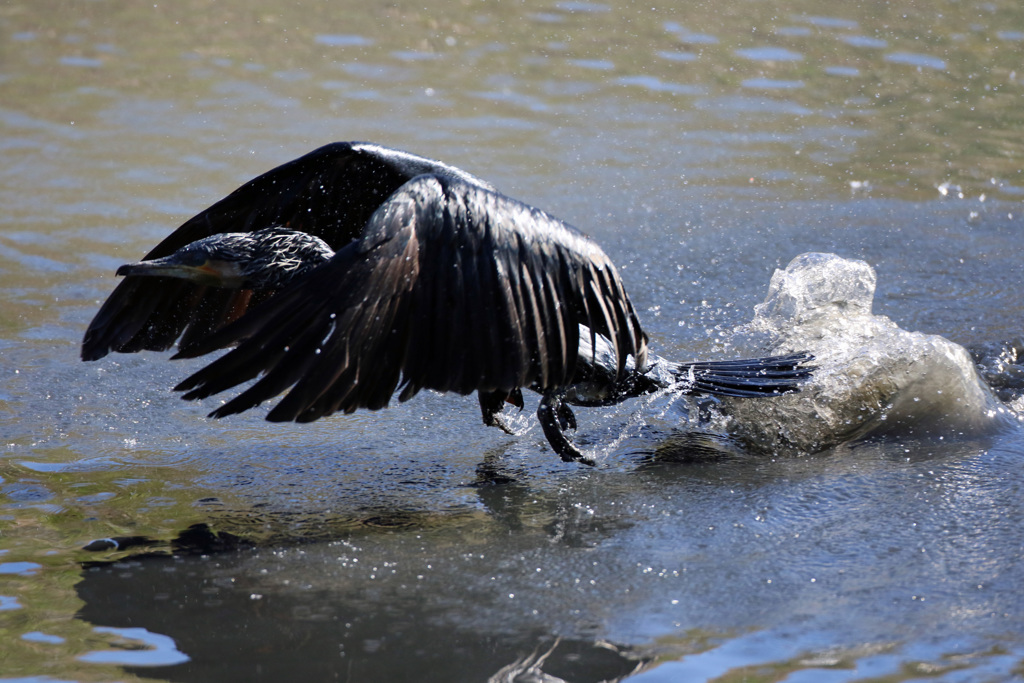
[724,253,1011,453]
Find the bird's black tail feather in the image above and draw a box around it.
[671,352,815,398]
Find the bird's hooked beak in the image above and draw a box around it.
[116,256,246,287]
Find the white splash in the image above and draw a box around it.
[724,253,1007,453]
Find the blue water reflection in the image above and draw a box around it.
[78,627,190,667]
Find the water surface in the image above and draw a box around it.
[2,0,1024,680]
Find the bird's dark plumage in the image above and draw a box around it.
[82,142,812,464]
[172,172,645,423]
[81,142,493,361]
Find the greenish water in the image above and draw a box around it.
[2,0,1024,680]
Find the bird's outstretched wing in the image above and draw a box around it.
[81,142,491,361]
[173,175,648,422]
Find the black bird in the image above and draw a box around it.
[82,142,812,464]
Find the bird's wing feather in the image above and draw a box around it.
[173,175,647,421]
[81,142,491,361]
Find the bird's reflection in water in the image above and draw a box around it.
[77,529,650,683]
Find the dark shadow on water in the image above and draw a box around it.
[639,431,749,464]
[76,525,648,682]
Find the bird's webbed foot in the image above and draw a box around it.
[479,389,524,435]
[537,393,592,466]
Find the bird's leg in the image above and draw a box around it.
[537,392,593,466]
[555,398,576,431]
[479,390,523,435]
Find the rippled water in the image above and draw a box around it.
[2,0,1024,680]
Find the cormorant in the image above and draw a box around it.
[82,142,812,464]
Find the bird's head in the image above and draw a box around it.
[116,227,334,290]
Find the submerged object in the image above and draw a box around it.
[725,252,1012,453]
[81,142,812,463]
